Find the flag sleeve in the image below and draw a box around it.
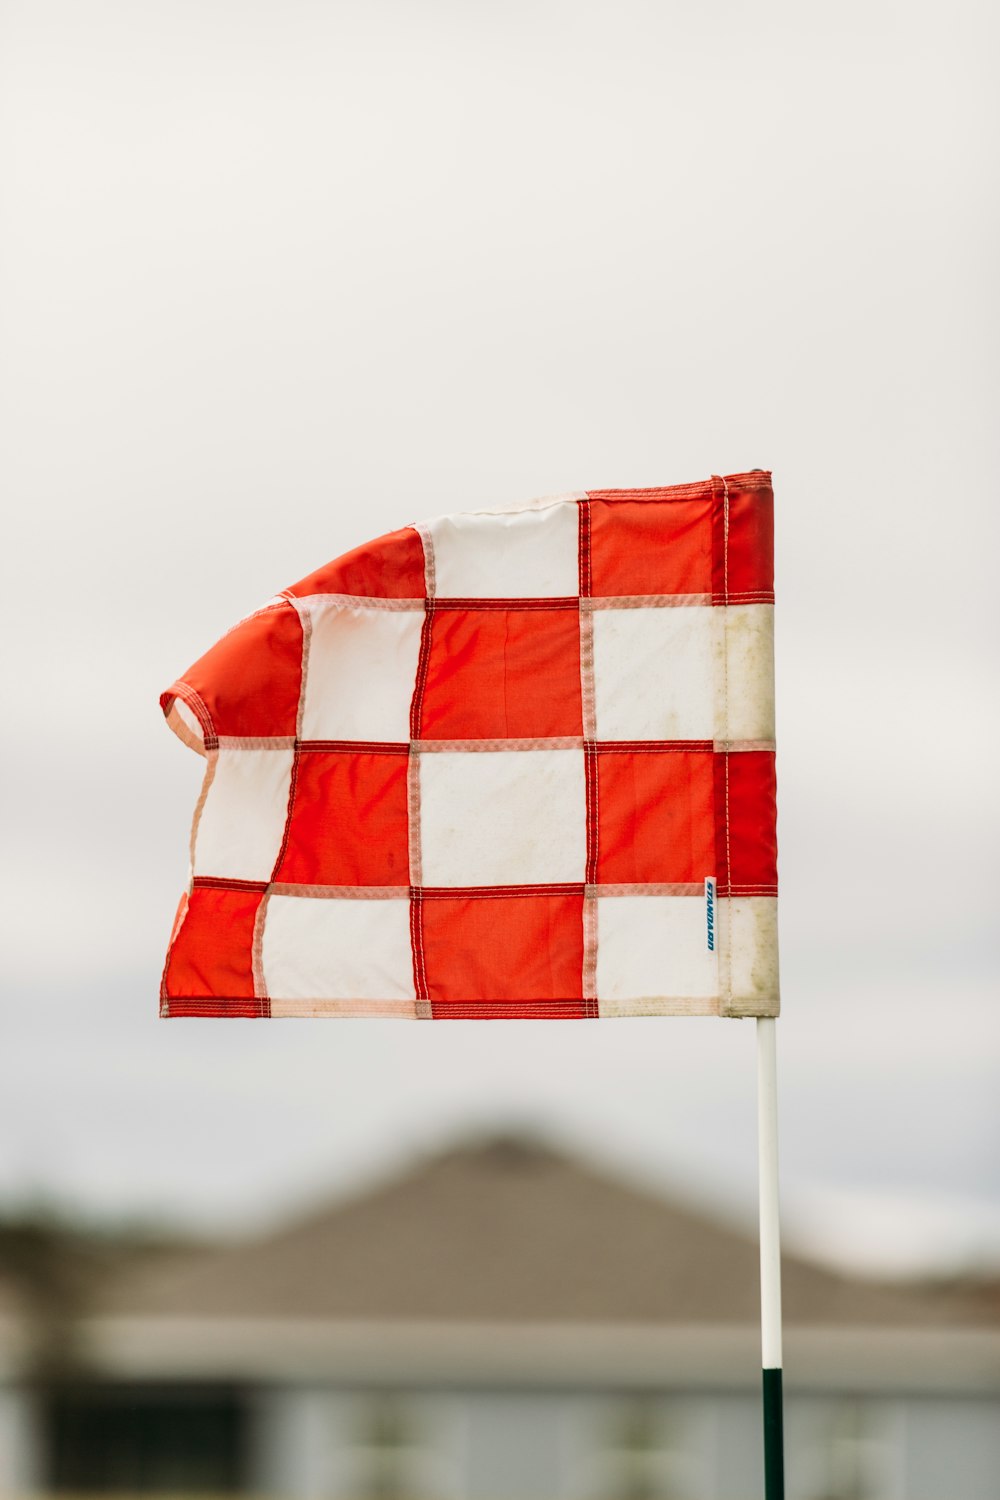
[160,599,306,753]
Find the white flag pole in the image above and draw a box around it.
[757,1016,785,1499]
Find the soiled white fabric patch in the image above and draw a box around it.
[419,749,587,886]
[723,604,775,743]
[299,600,423,742]
[726,896,780,1016]
[596,895,719,1008]
[592,606,719,740]
[262,894,415,1001]
[427,502,580,598]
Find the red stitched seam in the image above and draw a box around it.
[432,596,580,611]
[596,740,715,755]
[298,740,411,755]
[406,601,436,1004]
[419,883,586,900]
[192,876,270,893]
[409,887,428,1001]
[409,602,435,740]
[268,747,301,884]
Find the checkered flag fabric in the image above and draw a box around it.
[160,470,778,1019]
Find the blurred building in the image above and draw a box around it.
[0,1137,998,1499]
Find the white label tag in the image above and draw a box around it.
[705,877,716,951]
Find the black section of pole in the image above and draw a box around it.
[762,1366,785,1500]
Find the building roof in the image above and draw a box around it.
[96,1137,990,1330]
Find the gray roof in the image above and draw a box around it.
[96,1137,992,1329]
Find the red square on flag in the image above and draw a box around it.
[724,749,778,893]
[275,750,410,887]
[596,749,716,885]
[422,892,585,1015]
[286,526,427,599]
[171,601,304,740]
[164,886,263,1000]
[418,606,583,740]
[588,497,713,598]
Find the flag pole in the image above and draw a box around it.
[757,1016,785,1499]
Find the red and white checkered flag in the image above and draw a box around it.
[160,470,777,1019]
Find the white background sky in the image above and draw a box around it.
[1,0,997,1276]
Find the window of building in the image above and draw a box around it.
[596,1397,699,1500]
[43,1382,248,1493]
[802,1398,895,1500]
[346,1395,430,1500]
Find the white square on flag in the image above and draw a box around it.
[194,748,295,882]
[426,504,580,598]
[418,750,587,887]
[591,607,719,741]
[261,894,415,1011]
[298,601,424,743]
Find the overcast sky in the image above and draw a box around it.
[1,0,998,1277]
